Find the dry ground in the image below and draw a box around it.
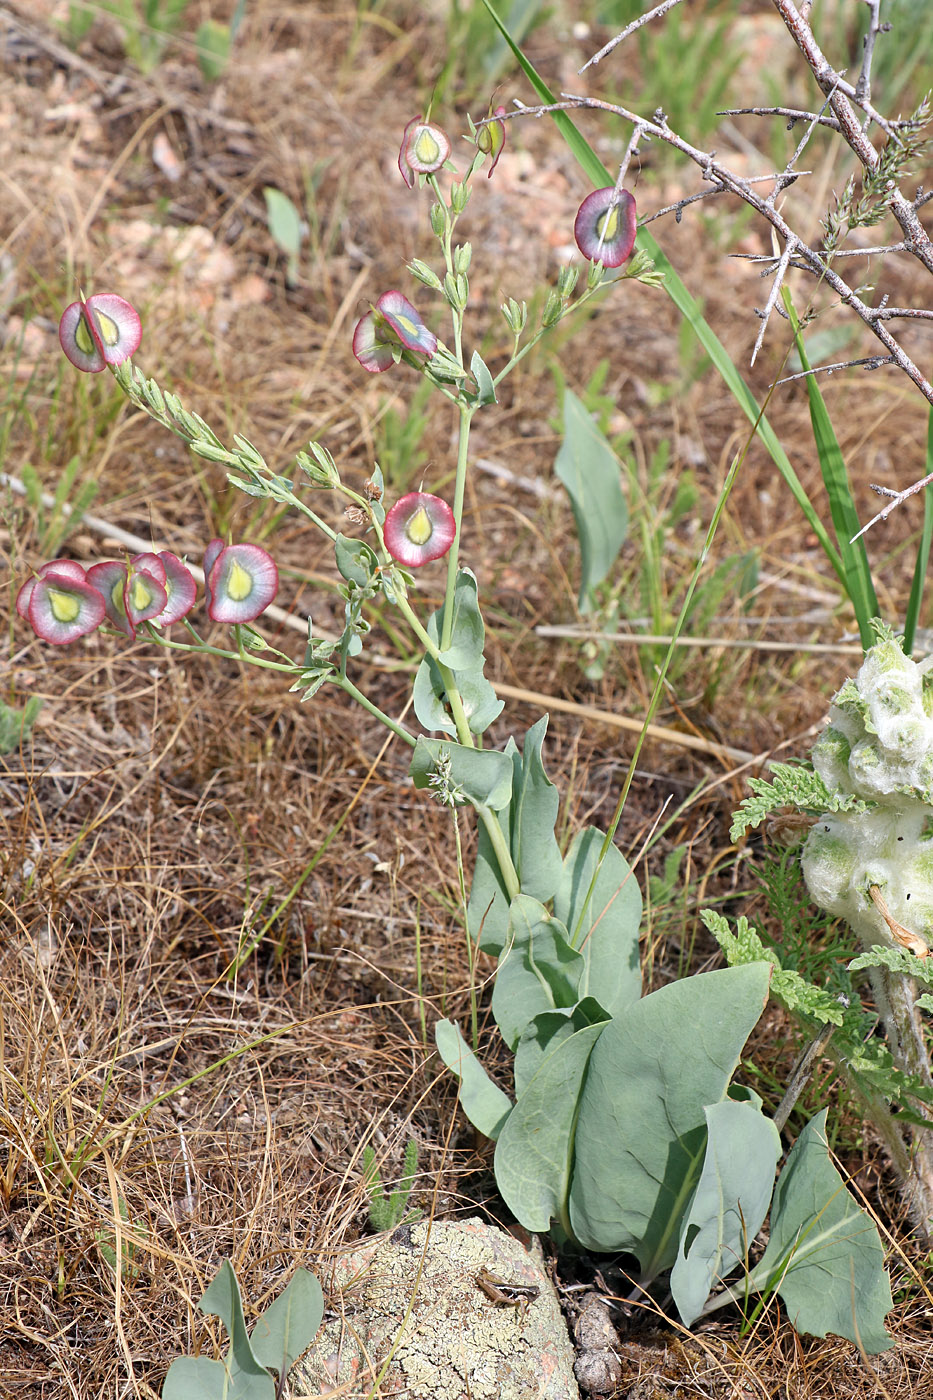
[2,1,933,1396]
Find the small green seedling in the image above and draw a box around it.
[0,695,42,754]
[95,1196,145,1280]
[162,1259,323,1400]
[263,188,304,287]
[363,1138,420,1232]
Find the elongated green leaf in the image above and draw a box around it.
[466,720,561,953]
[492,896,583,1048]
[479,0,846,589]
[162,1355,250,1400]
[249,1268,324,1375]
[904,406,933,656]
[555,389,628,611]
[435,1019,512,1139]
[670,1095,780,1326]
[512,716,562,903]
[785,295,878,647]
[495,1021,606,1233]
[467,809,513,954]
[410,738,513,810]
[554,827,642,1015]
[514,999,610,1098]
[750,1110,893,1353]
[263,187,302,258]
[169,1260,275,1399]
[413,570,503,736]
[569,963,772,1272]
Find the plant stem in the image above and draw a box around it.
[451,807,479,1050]
[335,675,417,747]
[475,803,519,902]
[440,402,473,656]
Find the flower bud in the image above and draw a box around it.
[541,289,563,328]
[557,265,579,298]
[408,259,444,291]
[501,298,527,336]
[453,242,472,275]
[450,181,470,214]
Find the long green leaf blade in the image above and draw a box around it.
[903,406,933,655]
[785,295,878,645]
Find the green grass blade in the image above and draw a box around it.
[479,0,846,586]
[784,294,879,647]
[903,406,933,656]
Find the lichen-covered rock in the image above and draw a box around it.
[287,1217,578,1400]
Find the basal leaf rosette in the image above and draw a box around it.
[352,292,437,374]
[384,492,455,567]
[21,566,106,644]
[574,188,637,268]
[207,542,278,623]
[59,293,141,373]
[476,105,507,176]
[399,117,451,188]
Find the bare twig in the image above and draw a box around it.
[775,354,894,385]
[752,236,797,366]
[852,473,933,541]
[720,105,842,132]
[579,0,688,72]
[855,0,885,107]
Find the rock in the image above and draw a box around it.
[287,1217,579,1400]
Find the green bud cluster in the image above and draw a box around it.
[801,625,933,950]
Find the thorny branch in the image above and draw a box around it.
[508,0,933,532]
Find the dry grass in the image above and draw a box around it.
[3,1,933,1396]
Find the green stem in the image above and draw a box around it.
[475,803,519,902]
[143,626,295,671]
[334,674,417,748]
[451,807,479,1051]
[392,588,474,747]
[440,402,473,654]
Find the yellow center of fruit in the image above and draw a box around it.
[596,206,619,242]
[110,580,127,615]
[48,588,80,623]
[413,129,441,165]
[95,310,120,347]
[226,559,253,601]
[74,313,96,355]
[405,507,433,546]
[129,576,153,610]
